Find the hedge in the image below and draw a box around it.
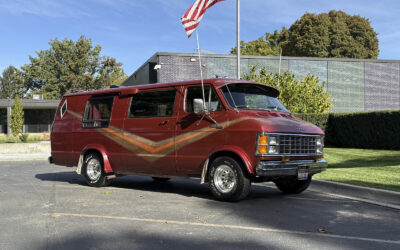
[296,111,400,150]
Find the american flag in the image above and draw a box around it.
[181,0,225,38]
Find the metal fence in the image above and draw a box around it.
[156,54,400,113]
[22,124,51,133]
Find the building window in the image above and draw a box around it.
[186,86,221,113]
[129,89,176,118]
[82,96,114,128]
[60,100,67,119]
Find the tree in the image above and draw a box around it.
[231,10,379,59]
[243,66,333,113]
[10,95,24,138]
[22,36,127,99]
[0,66,27,99]
[279,10,379,59]
[231,30,281,56]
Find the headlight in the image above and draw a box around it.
[316,136,324,154]
[269,136,278,145]
[257,134,279,155]
[268,145,278,154]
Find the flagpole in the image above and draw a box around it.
[236,0,240,79]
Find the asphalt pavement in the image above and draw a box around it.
[0,160,399,250]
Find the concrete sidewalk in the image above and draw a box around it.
[0,153,50,161]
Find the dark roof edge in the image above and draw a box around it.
[0,99,60,108]
[121,52,158,86]
[154,52,400,63]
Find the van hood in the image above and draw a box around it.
[234,110,324,135]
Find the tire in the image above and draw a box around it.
[208,156,251,202]
[274,176,312,194]
[82,153,110,187]
[152,177,170,182]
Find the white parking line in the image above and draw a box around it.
[53,212,400,245]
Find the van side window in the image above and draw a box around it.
[60,100,67,119]
[186,86,221,113]
[82,96,114,128]
[129,89,176,118]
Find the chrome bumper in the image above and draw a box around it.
[255,159,327,177]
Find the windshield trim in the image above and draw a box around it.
[217,83,289,113]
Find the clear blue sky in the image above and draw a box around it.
[0,0,399,76]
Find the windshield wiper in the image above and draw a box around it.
[265,106,279,111]
[235,105,250,109]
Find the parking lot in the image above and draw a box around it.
[0,160,399,250]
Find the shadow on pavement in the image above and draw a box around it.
[35,171,285,201]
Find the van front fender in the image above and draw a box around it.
[77,145,114,174]
[211,145,254,174]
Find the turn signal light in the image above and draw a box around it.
[258,135,268,145]
[258,145,267,154]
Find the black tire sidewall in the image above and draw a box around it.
[275,176,312,194]
[83,153,108,187]
[209,157,250,201]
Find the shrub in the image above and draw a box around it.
[297,110,400,150]
[10,95,24,138]
[19,133,29,143]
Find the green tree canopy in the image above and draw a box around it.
[231,10,379,59]
[280,10,379,58]
[0,66,27,99]
[243,66,333,113]
[22,36,127,99]
[10,95,24,138]
[231,30,281,56]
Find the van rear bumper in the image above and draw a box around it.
[255,159,327,177]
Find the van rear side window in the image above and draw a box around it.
[129,89,176,118]
[82,96,114,128]
[60,100,67,119]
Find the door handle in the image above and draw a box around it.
[159,120,168,126]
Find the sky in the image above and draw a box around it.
[0,0,399,76]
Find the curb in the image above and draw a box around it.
[310,179,400,209]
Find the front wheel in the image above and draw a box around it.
[274,176,312,194]
[82,153,110,187]
[209,157,251,202]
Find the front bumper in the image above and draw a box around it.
[255,159,327,177]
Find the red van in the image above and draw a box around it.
[50,78,327,201]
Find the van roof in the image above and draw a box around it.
[63,78,279,97]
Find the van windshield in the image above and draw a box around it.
[219,83,289,113]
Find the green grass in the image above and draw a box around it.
[0,133,50,143]
[315,148,400,192]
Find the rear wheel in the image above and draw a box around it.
[83,153,110,187]
[209,156,251,202]
[274,176,312,194]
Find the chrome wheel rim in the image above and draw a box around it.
[86,158,101,181]
[214,165,236,193]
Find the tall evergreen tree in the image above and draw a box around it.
[0,66,27,99]
[10,95,24,138]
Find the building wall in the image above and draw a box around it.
[156,54,400,113]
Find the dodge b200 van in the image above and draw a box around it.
[49,78,327,201]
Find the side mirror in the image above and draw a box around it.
[193,99,205,114]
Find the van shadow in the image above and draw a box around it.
[34,171,283,201]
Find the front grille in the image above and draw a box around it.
[278,135,318,155]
